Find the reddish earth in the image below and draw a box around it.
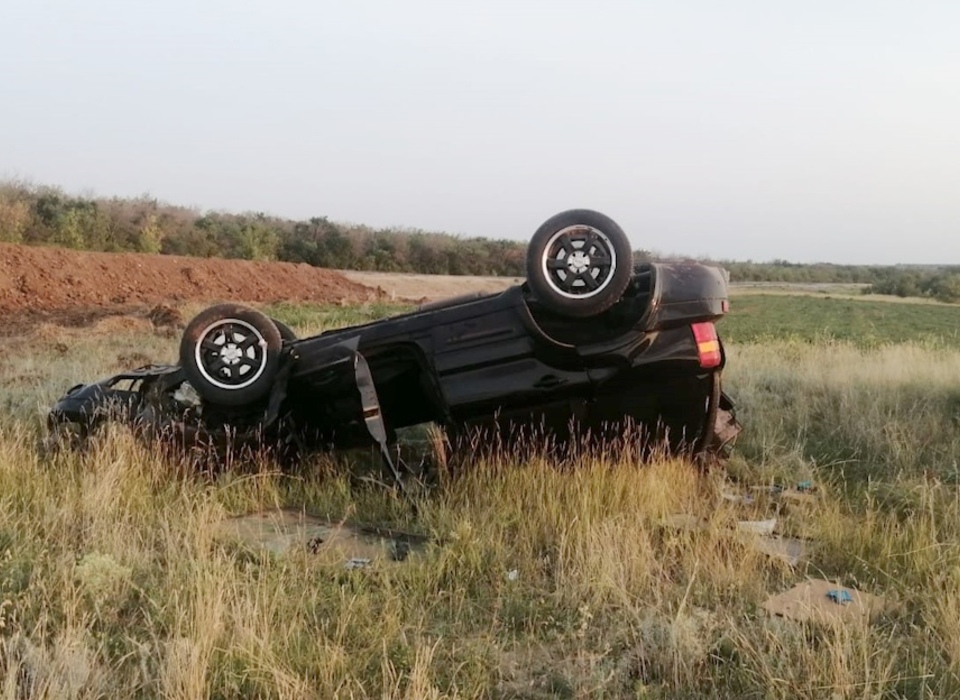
[0,244,381,332]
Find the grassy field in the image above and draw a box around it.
[723,293,960,347]
[2,295,960,698]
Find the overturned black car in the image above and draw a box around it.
[50,210,740,480]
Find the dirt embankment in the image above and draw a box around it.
[0,244,379,325]
[0,244,388,335]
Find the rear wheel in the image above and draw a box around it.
[526,209,634,317]
[179,304,282,407]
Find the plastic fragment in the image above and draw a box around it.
[826,589,853,605]
[721,491,755,504]
[345,557,372,570]
[752,535,808,566]
[736,518,777,535]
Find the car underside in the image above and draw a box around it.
[49,210,742,483]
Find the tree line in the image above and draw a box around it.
[0,181,526,276]
[1,181,956,301]
[860,267,960,303]
[717,259,960,302]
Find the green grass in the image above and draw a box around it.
[262,301,409,337]
[3,293,960,697]
[722,293,960,347]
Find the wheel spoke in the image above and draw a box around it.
[207,357,226,373]
[546,258,567,270]
[238,334,261,351]
[578,271,600,291]
[580,228,600,248]
[591,251,612,267]
[238,356,261,371]
[200,336,221,352]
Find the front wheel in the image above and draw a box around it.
[179,304,282,407]
[525,209,634,318]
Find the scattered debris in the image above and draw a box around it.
[715,480,818,567]
[661,514,705,531]
[755,481,820,505]
[506,569,519,581]
[761,579,894,624]
[212,509,426,564]
[172,382,201,408]
[826,589,853,605]
[778,488,819,505]
[721,490,755,505]
[723,480,819,508]
[737,518,777,536]
[344,558,372,570]
[751,535,809,567]
[390,540,410,562]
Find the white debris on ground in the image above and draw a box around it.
[751,535,808,567]
[344,558,372,570]
[736,518,777,536]
[663,479,819,567]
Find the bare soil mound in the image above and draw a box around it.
[0,244,378,324]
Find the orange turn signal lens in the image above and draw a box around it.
[691,322,721,368]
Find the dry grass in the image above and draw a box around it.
[2,302,960,697]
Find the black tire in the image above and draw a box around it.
[179,304,282,407]
[525,209,633,317]
[271,318,297,342]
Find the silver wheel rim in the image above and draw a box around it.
[193,318,269,391]
[540,225,618,300]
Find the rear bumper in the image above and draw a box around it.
[644,262,729,330]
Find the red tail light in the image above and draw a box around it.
[691,322,721,368]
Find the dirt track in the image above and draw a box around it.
[0,244,379,323]
[342,270,521,301]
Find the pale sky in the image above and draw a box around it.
[2,0,959,264]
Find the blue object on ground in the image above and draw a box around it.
[826,589,853,605]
